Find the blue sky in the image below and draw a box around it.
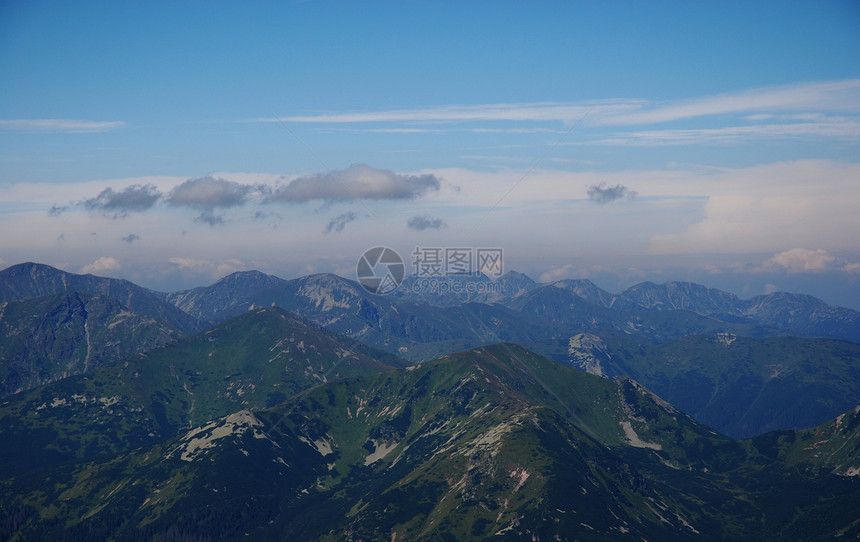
[1,1,859,307]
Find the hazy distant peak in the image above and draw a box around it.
[214,269,277,283]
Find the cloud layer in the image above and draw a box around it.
[81,256,121,274]
[755,248,860,274]
[260,79,860,128]
[166,176,257,209]
[0,119,126,133]
[81,184,161,216]
[13,156,859,308]
[56,166,439,226]
[267,164,440,203]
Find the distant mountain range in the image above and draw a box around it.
[163,267,860,344]
[391,272,860,344]
[5,262,858,347]
[150,267,860,437]
[162,269,285,323]
[1,261,859,539]
[2,262,859,439]
[1,334,858,540]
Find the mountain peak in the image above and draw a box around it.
[213,269,279,285]
[0,261,202,333]
[498,269,534,282]
[617,280,742,313]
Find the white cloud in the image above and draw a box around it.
[257,101,637,125]
[650,195,854,254]
[324,212,357,234]
[539,264,575,283]
[255,79,860,129]
[407,215,447,231]
[267,164,440,203]
[167,176,252,208]
[81,256,121,275]
[168,257,247,278]
[761,248,838,273]
[166,176,271,210]
[599,79,860,126]
[588,119,860,146]
[0,119,126,133]
[193,211,225,227]
[470,127,563,134]
[648,161,860,255]
[345,128,439,134]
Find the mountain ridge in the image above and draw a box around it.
[159,264,860,342]
[0,262,203,334]
[2,342,859,540]
[3,263,859,441]
[0,306,406,478]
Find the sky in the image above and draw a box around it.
[1,1,860,308]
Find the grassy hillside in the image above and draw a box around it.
[3,343,858,540]
[0,307,405,478]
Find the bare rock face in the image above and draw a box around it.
[566,332,614,377]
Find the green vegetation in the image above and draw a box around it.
[0,292,179,396]
[2,341,858,540]
[2,267,860,540]
[0,307,404,478]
